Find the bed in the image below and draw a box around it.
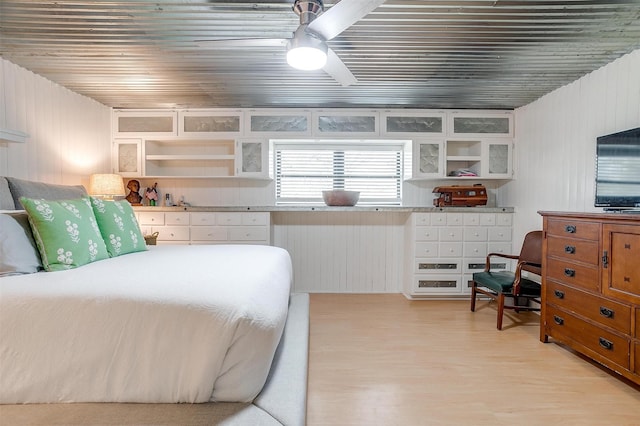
[0,176,308,425]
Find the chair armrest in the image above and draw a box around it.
[513,260,542,294]
[484,252,519,272]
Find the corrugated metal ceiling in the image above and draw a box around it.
[1,0,639,110]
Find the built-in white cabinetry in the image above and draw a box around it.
[113,110,178,137]
[178,110,243,138]
[381,111,446,136]
[413,140,444,179]
[404,211,513,298]
[312,110,380,137]
[137,211,270,245]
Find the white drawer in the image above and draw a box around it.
[464,242,487,258]
[415,242,438,257]
[464,227,488,242]
[496,213,512,226]
[414,213,430,226]
[479,213,496,226]
[241,212,269,226]
[190,226,227,241]
[190,212,216,226]
[488,227,511,241]
[228,227,268,242]
[217,213,242,226]
[415,226,438,241]
[488,242,512,255]
[463,257,510,274]
[439,242,463,257]
[165,212,189,225]
[155,226,189,241]
[439,227,463,241]
[461,274,475,294]
[463,214,480,226]
[446,213,463,226]
[415,258,461,274]
[430,214,447,226]
[412,274,462,294]
[138,212,164,226]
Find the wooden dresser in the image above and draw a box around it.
[539,211,640,385]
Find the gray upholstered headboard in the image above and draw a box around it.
[0,177,87,210]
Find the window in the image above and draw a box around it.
[273,140,405,204]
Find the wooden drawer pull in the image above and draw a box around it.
[564,225,576,233]
[553,289,565,299]
[598,337,613,350]
[564,245,576,254]
[599,307,614,318]
[553,315,564,325]
[564,268,575,277]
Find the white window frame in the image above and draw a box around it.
[272,139,408,205]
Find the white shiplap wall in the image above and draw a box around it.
[272,211,408,293]
[501,49,640,249]
[0,59,111,187]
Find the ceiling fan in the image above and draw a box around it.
[198,0,386,87]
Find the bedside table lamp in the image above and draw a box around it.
[89,174,126,200]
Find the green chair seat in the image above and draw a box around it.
[472,271,541,296]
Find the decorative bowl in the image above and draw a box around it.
[322,190,360,206]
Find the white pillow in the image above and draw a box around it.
[0,210,43,276]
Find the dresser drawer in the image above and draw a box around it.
[488,227,511,242]
[547,235,599,266]
[217,213,242,226]
[634,342,640,375]
[414,213,431,226]
[415,259,461,274]
[439,227,463,241]
[546,281,631,335]
[464,242,487,258]
[165,212,189,225]
[439,242,463,257]
[228,227,268,242]
[412,274,462,294]
[464,227,488,242]
[190,226,227,241]
[415,226,438,241]
[415,242,438,257]
[547,218,600,240]
[546,305,630,369]
[636,308,640,338]
[547,257,599,292]
[190,212,216,226]
[241,212,269,226]
[138,211,165,226]
[156,226,189,241]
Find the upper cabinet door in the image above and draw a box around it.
[448,112,513,138]
[381,111,446,137]
[236,139,269,178]
[312,110,379,137]
[483,140,513,179]
[178,110,243,138]
[113,110,178,137]
[113,139,143,177]
[246,110,312,137]
[412,139,444,178]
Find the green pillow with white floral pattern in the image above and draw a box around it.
[20,196,109,271]
[90,197,147,257]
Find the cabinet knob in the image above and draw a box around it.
[564,245,576,254]
[553,315,564,325]
[598,337,613,350]
[564,225,576,233]
[599,307,614,319]
[554,290,565,299]
[564,268,575,278]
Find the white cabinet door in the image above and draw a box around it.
[312,110,379,137]
[178,110,243,138]
[236,139,268,177]
[483,140,513,179]
[113,110,177,137]
[412,139,444,178]
[381,111,445,136]
[448,112,513,138]
[114,139,143,177]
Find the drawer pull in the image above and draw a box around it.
[564,268,575,277]
[598,337,613,351]
[553,290,565,299]
[564,225,576,233]
[553,315,564,325]
[599,307,614,318]
[564,245,576,254]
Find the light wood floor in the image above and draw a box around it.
[306,294,640,426]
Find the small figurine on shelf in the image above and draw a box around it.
[125,179,143,205]
[145,183,159,206]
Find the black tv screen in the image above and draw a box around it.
[595,126,640,209]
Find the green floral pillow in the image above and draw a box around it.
[90,197,147,257]
[20,197,109,271]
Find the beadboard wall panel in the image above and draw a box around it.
[272,212,408,293]
[0,59,111,187]
[501,49,640,248]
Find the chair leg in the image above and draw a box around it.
[470,282,477,312]
[497,293,505,330]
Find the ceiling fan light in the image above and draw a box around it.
[287,46,327,70]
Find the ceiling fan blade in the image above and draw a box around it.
[308,0,386,41]
[198,38,288,49]
[323,48,357,87]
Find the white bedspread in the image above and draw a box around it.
[0,245,292,404]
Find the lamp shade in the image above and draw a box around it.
[89,174,125,199]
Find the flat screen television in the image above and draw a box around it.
[594,126,640,210]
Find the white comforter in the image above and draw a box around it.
[0,244,292,404]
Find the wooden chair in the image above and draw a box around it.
[470,230,543,330]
